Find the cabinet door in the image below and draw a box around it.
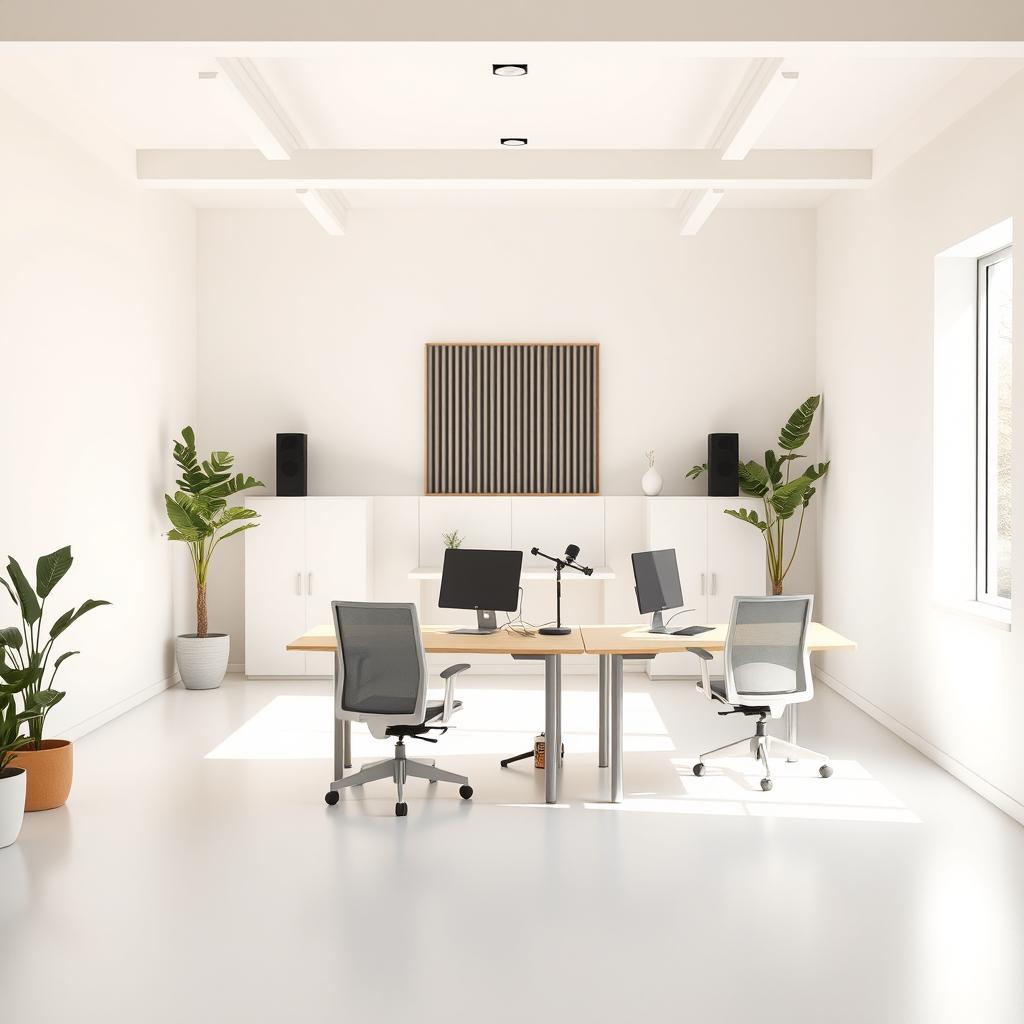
[304,499,373,676]
[705,497,767,623]
[645,498,708,679]
[244,498,308,677]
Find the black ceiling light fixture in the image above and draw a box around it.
[493,63,528,77]
[500,138,528,146]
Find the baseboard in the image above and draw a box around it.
[227,661,244,674]
[59,671,181,743]
[816,667,1024,827]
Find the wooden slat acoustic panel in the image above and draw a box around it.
[426,343,599,495]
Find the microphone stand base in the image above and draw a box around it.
[538,626,572,636]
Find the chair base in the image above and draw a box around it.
[326,737,472,814]
[693,719,831,792]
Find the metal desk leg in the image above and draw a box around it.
[610,655,624,803]
[598,654,610,768]
[333,653,346,780]
[545,654,562,804]
[786,704,798,762]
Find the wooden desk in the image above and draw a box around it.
[288,625,585,804]
[287,621,854,805]
[579,624,856,802]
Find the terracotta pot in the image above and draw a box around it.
[9,739,73,811]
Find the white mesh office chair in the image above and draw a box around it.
[690,595,832,791]
[324,601,474,816]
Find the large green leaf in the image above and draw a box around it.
[769,477,812,519]
[36,545,73,599]
[24,688,65,712]
[6,557,41,624]
[48,600,110,640]
[685,463,707,480]
[213,506,258,528]
[0,626,22,649]
[164,494,213,539]
[738,461,770,498]
[778,395,821,452]
[215,523,259,543]
[0,577,17,605]
[723,507,769,531]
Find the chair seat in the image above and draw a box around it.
[426,699,462,720]
[384,700,463,737]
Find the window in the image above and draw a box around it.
[977,246,1013,606]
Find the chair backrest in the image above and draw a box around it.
[723,595,813,710]
[332,601,428,726]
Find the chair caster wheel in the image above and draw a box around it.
[760,778,773,792]
[325,790,339,806]
[459,785,474,800]
[819,764,833,778]
[395,802,408,817]
[692,763,705,777]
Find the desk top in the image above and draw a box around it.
[288,623,586,656]
[287,622,853,658]
[578,622,856,655]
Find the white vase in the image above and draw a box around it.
[641,466,663,496]
[0,767,27,848]
[175,633,231,690]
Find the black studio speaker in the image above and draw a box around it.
[707,433,739,497]
[276,433,308,496]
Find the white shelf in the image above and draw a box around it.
[409,565,616,581]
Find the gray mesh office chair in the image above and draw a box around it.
[690,595,832,791]
[324,601,474,816]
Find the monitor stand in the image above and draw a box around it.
[648,610,669,634]
[450,609,498,635]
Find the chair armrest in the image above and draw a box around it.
[439,663,470,722]
[691,648,713,700]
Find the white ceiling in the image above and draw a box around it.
[0,45,1020,210]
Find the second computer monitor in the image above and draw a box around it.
[439,548,523,634]
[632,548,684,633]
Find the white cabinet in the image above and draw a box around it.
[645,497,766,678]
[245,498,373,676]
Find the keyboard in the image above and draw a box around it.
[671,625,714,636]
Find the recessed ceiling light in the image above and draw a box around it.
[500,138,528,146]
[493,64,528,77]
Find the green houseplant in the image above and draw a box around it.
[0,688,41,845]
[1,546,110,810]
[442,529,464,550]
[688,396,830,595]
[164,426,263,689]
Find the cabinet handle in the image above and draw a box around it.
[296,572,302,596]
[711,572,717,595]
[700,573,705,595]
[307,572,313,596]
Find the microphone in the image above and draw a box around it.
[564,543,594,576]
[530,546,539,556]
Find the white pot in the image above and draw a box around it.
[175,633,231,690]
[642,466,663,496]
[0,767,27,848]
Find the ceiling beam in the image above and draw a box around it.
[296,189,348,235]
[2,2,1024,47]
[711,59,799,160]
[678,189,725,235]
[136,148,872,190]
[212,57,303,160]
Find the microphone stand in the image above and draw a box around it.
[531,546,593,636]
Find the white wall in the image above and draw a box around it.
[0,88,197,737]
[816,71,1024,819]
[197,206,818,656]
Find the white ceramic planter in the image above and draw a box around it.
[641,466,663,496]
[0,767,27,848]
[175,633,231,690]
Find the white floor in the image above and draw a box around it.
[3,670,1024,1024]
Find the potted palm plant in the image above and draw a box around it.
[165,426,263,689]
[1,546,109,810]
[688,396,830,595]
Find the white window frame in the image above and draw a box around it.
[976,244,1012,609]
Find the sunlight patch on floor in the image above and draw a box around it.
[582,758,920,823]
[205,690,673,760]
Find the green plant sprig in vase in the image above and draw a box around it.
[688,396,829,596]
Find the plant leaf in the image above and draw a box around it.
[778,395,821,452]
[738,461,770,498]
[25,688,65,711]
[35,545,73,598]
[769,477,812,519]
[6,557,41,624]
[0,577,18,605]
[723,507,768,531]
[53,650,79,672]
[764,450,783,489]
[685,463,707,480]
[0,626,23,650]
[215,523,259,543]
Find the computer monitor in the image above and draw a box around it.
[632,549,685,633]
[439,548,524,634]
